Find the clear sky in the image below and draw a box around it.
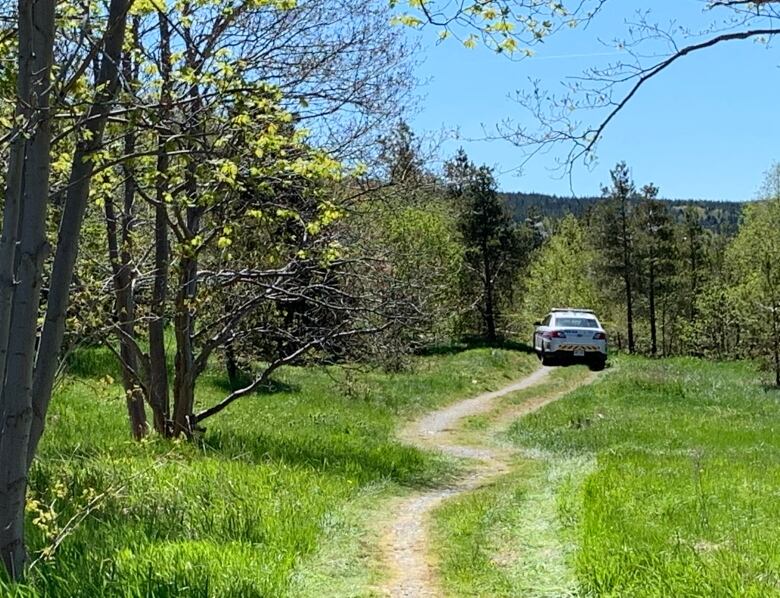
[410,2,780,202]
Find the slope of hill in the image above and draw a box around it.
[503,192,744,235]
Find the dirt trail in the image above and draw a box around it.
[379,366,596,598]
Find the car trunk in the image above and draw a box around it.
[557,328,601,353]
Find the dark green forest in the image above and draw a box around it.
[503,192,744,235]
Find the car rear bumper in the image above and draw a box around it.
[544,340,607,355]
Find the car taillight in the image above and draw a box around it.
[593,332,607,340]
[543,330,566,339]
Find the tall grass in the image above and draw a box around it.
[11,345,537,596]
[509,356,780,597]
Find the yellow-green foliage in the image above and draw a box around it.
[705,164,780,365]
[364,195,465,340]
[725,184,780,314]
[383,201,465,337]
[520,215,602,328]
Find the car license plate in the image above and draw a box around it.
[574,349,585,357]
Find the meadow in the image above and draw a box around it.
[7,344,537,597]
[8,345,780,597]
[434,357,780,597]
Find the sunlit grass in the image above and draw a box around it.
[433,357,780,597]
[432,366,593,598]
[508,356,780,597]
[13,345,537,596]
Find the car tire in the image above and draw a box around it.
[589,355,606,371]
[541,350,556,366]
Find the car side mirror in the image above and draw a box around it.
[533,321,542,326]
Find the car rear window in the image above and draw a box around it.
[555,317,599,328]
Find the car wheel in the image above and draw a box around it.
[589,355,606,371]
[533,335,543,359]
[541,351,556,366]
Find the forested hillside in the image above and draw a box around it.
[503,192,744,235]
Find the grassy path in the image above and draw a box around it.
[21,347,539,597]
[378,366,599,597]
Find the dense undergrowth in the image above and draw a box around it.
[7,344,537,596]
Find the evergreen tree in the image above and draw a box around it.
[378,120,425,186]
[635,184,677,356]
[444,148,475,198]
[447,154,526,342]
[681,205,707,320]
[592,161,637,353]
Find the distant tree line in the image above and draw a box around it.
[503,192,744,236]
[520,161,780,386]
[370,133,780,388]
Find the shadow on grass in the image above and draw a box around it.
[207,373,299,395]
[417,336,534,357]
[199,428,449,488]
[547,360,608,372]
[65,345,124,380]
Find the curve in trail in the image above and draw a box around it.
[380,365,597,598]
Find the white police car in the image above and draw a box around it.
[533,308,607,370]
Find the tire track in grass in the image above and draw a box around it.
[378,366,599,597]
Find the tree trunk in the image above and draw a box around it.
[147,9,173,436]
[621,199,635,354]
[771,290,780,388]
[105,166,147,439]
[0,132,27,394]
[773,310,779,388]
[148,205,170,433]
[30,0,132,463]
[172,36,204,436]
[102,20,148,439]
[689,234,698,321]
[482,243,496,343]
[661,299,667,357]
[173,260,198,435]
[225,341,242,391]
[172,203,202,435]
[625,274,635,354]
[649,260,657,356]
[0,0,55,578]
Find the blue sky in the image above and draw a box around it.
[410,2,780,202]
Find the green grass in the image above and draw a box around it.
[432,365,594,597]
[11,345,537,597]
[459,364,592,436]
[433,357,780,597]
[434,458,594,598]
[507,356,780,597]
